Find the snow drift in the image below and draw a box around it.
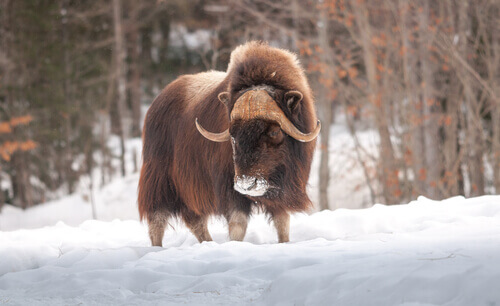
[1,194,500,305]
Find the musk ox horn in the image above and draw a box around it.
[195,118,231,142]
[230,90,321,143]
[196,89,320,143]
[282,118,321,143]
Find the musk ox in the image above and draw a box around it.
[138,41,320,246]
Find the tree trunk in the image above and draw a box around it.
[2,1,33,209]
[100,111,109,187]
[355,5,401,204]
[399,0,426,198]
[465,96,485,197]
[440,0,463,197]
[318,93,332,211]
[0,1,11,210]
[487,10,500,192]
[316,8,334,211]
[459,1,484,196]
[0,174,4,212]
[62,0,75,193]
[112,0,127,177]
[12,152,34,209]
[84,124,97,220]
[492,96,500,192]
[419,1,443,199]
[442,80,461,197]
[128,1,142,138]
[101,43,117,187]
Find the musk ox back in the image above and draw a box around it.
[138,41,320,246]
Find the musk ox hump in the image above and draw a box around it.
[184,70,227,112]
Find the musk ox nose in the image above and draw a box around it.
[234,175,269,197]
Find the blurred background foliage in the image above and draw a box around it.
[0,0,499,211]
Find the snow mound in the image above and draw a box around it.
[0,173,141,231]
[1,195,500,305]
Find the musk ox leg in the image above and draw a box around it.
[225,210,249,241]
[270,211,290,243]
[182,213,213,243]
[147,211,170,247]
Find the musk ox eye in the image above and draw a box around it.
[268,130,279,138]
[266,127,284,144]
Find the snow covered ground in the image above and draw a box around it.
[1,174,500,305]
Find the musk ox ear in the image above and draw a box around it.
[285,91,303,113]
[218,92,230,106]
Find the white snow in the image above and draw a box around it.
[1,174,500,305]
[234,175,269,197]
[0,173,140,231]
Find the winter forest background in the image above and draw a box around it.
[1,0,499,215]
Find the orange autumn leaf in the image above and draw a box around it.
[370,93,382,107]
[418,168,427,181]
[0,151,10,161]
[328,89,338,100]
[393,188,403,198]
[298,40,313,56]
[371,35,386,47]
[345,14,354,27]
[347,105,358,117]
[0,139,37,161]
[20,140,38,151]
[0,142,18,161]
[399,46,408,56]
[348,67,358,79]
[2,141,19,153]
[10,115,33,127]
[0,122,12,134]
[404,149,413,166]
[319,77,333,88]
[338,69,347,78]
[444,115,453,126]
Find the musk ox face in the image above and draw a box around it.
[230,119,285,197]
[195,86,321,198]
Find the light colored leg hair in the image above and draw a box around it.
[273,212,290,243]
[227,210,248,241]
[148,212,169,247]
[183,214,213,243]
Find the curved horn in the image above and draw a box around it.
[231,90,321,143]
[195,118,231,142]
[279,117,321,143]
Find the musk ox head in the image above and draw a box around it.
[195,42,320,198]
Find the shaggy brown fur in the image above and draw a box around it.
[138,41,318,246]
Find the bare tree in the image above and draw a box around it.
[112,0,127,177]
[127,0,143,138]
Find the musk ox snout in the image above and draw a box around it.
[234,175,269,197]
